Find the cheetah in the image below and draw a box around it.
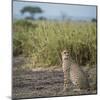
[61,49,90,91]
[61,50,71,90]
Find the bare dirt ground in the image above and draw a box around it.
[12,57,97,99]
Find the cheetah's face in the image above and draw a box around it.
[61,50,70,60]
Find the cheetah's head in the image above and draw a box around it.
[61,49,70,60]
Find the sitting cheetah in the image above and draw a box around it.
[61,49,90,91]
[61,50,71,91]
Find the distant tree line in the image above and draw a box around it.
[91,18,97,22]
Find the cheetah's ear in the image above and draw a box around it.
[64,49,69,53]
[61,50,64,55]
[61,50,63,55]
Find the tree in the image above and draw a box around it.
[38,16,47,20]
[61,12,66,20]
[21,6,43,19]
[91,18,97,22]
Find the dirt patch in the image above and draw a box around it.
[12,57,97,99]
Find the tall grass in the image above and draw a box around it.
[13,20,96,68]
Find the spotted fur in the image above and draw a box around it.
[61,50,90,91]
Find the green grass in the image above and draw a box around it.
[13,20,96,68]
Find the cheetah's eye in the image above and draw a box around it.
[64,51,69,54]
[64,52,66,54]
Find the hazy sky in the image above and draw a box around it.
[13,0,97,20]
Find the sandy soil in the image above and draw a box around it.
[12,57,97,99]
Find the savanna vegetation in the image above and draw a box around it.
[13,19,96,68]
[13,4,97,99]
